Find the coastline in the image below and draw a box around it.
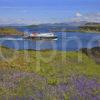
[60,30,100,33]
[0,27,23,35]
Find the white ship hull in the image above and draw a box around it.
[24,32,57,40]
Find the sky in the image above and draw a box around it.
[0,0,100,25]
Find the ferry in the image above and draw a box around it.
[24,32,57,40]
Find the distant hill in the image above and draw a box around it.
[79,22,100,32]
[26,21,88,32]
[84,22,100,26]
[0,27,23,35]
[27,21,87,27]
[67,21,87,26]
[0,23,27,27]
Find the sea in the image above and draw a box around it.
[0,27,100,51]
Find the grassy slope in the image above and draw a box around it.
[0,27,23,35]
[0,46,100,99]
[65,23,100,33]
[0,46,99,76]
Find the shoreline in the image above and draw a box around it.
[56,30,100,33]
[0,27,23,35]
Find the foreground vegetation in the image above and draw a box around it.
[0,46,100,99]
[0,27,23,35]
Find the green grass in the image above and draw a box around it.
[0,46,100,99]
[0,27,23,35]
[0,46,100,84]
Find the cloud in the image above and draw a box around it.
[76,12,82,17]
[74,12,100,22]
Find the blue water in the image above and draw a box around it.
[0,32,100,51]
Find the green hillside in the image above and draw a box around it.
[0,27,23,35]
[79,23,100,32]
[0,46,99,99]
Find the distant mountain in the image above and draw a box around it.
[26,21,88,32]
[8,23,27,26]
[27,21,87,27]
[27,23,76,32]
[0,21,88,27]
[0,23,27,27]
[84,22,100,26]
[67,21,87,26]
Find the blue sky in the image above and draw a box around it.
[0,0,100,24]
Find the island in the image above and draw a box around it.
[0,27,23,35]
[26,22,100,33]
[65,22,100,33]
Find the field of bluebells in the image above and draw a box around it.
[0,46,100,100]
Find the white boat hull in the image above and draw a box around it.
[24,32,57,40]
